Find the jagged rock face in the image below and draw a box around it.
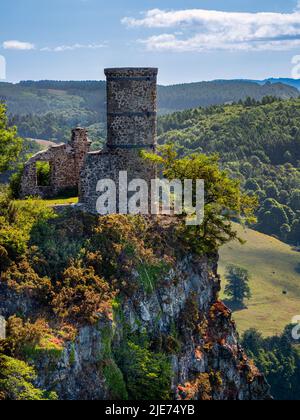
[10,255,270,400]
[34,324,110,400]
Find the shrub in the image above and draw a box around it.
[117,341,172,400]
[2,260,52,299]
[52,264,114,324]
[4,316,63,359]
[9,164,24,199]
[0,355,57,400]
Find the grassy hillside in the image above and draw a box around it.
[219,224,300,337]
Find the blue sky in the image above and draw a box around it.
[1,0,300,84]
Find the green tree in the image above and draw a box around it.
[0,355,57,400]
[0,104,23,173]
[242,328,264,354]
[280,223,291,241]
[224,265,252,306]
[242,325,300,400]
[142,146,258,254]
[289,190,300,212]
[117,341,171,400]
[289,219,300,244]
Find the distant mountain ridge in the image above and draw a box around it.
[0,78,298,116]
[209,78,300,91]
[158,79,299,112]
[0,78,299,143]
[260,78,300,90]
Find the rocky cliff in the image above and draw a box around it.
[0,210,271,400]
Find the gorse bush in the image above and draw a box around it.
[52,264,115,324]
[4,317,54,358]
[0,194,56,261]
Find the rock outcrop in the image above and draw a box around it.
[1,252,271,400]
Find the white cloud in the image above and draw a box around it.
[40,43,107,52]
[122,8,300,52]
[3,40,35,50]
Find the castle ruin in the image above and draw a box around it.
[20,128,91,198]
[20,67,158,211]
[79,68,158,213]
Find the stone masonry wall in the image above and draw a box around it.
[0,315,6,340]
[79,68,158,214]
[20,128,91,199]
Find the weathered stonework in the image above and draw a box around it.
[0,315,6,340]
[79,68,158,214]
[20,128,91,199]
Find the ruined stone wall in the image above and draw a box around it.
[0,315,6,340]
[20,128,90,199]
[79,68,158,214]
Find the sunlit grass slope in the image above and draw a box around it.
[219,224,300,337]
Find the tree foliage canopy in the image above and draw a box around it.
[0,104,23,174]
[224,265,252,305]
[142,145,258,254]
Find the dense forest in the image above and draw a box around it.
[9,113,106,147]
[0,79,298,143]
[158,80,299,113]
[242,325,300,401]
[158,97,300,245]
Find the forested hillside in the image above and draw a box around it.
[158,80,298,113]
[0,79,298,143]
[158,97,300,245]
[257,78,300,91]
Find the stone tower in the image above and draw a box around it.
[105,68,158,150]
[79,68,158,214]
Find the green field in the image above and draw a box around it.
[14,197,78,207]
[42,197,78,206]
[219,224,300,337]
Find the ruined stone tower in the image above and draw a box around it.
[106,68,158,150]
[79,68,158,214]
[20,128,91,199]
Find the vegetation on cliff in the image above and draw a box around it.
[0,102,272,400]
[0,103,257,399]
